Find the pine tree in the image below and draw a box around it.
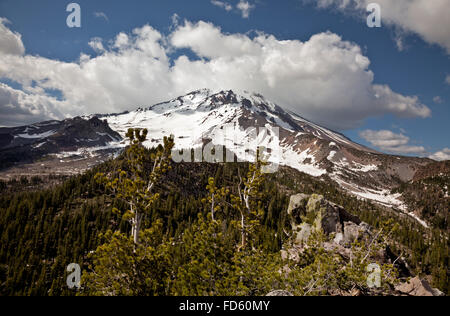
[95,128,174,244]
[205,159,266,251]
[82,220,172,296]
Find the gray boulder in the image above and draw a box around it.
[287,194,368,245]
[342,221,371,246]
[395,277,445,296]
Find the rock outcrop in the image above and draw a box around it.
[283,193,445,296]
[395,277,445,296]
[287,193,370,248]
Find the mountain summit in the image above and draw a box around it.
[100,89,429,212]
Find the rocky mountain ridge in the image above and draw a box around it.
[0,117,122,169]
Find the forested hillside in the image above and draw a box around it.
[393,173,449,231]
[0,133,448,296]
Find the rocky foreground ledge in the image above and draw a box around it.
[269,193,444,296]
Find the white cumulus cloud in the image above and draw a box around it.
[309,0,450,54]
[429,148,450,161]
[0,83,64,126]
[0,18,431,130]
[359,129,426,154]
[88,37,105,53]
[0,18,24,56]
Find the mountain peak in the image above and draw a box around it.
[99,90,432,213]
[0,89,433,217]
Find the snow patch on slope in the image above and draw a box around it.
[54,140,126,159]
[407,212,429,229]
[16,130,56,139]
[283,146,327,177]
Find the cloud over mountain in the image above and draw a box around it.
[0,83,63,126]
[429,148,450,162]
[0,18,430,129]
[359,129,426,155]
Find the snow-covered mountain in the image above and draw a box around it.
[99,89,430,210]
[0,89,432,214]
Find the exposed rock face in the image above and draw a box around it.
[413,161,450,182]
[287,193,309,227]
[287,194,370,247]
[284,193,445,296]
[395,277,444,297]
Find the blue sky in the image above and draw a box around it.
[0,0,449,159]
